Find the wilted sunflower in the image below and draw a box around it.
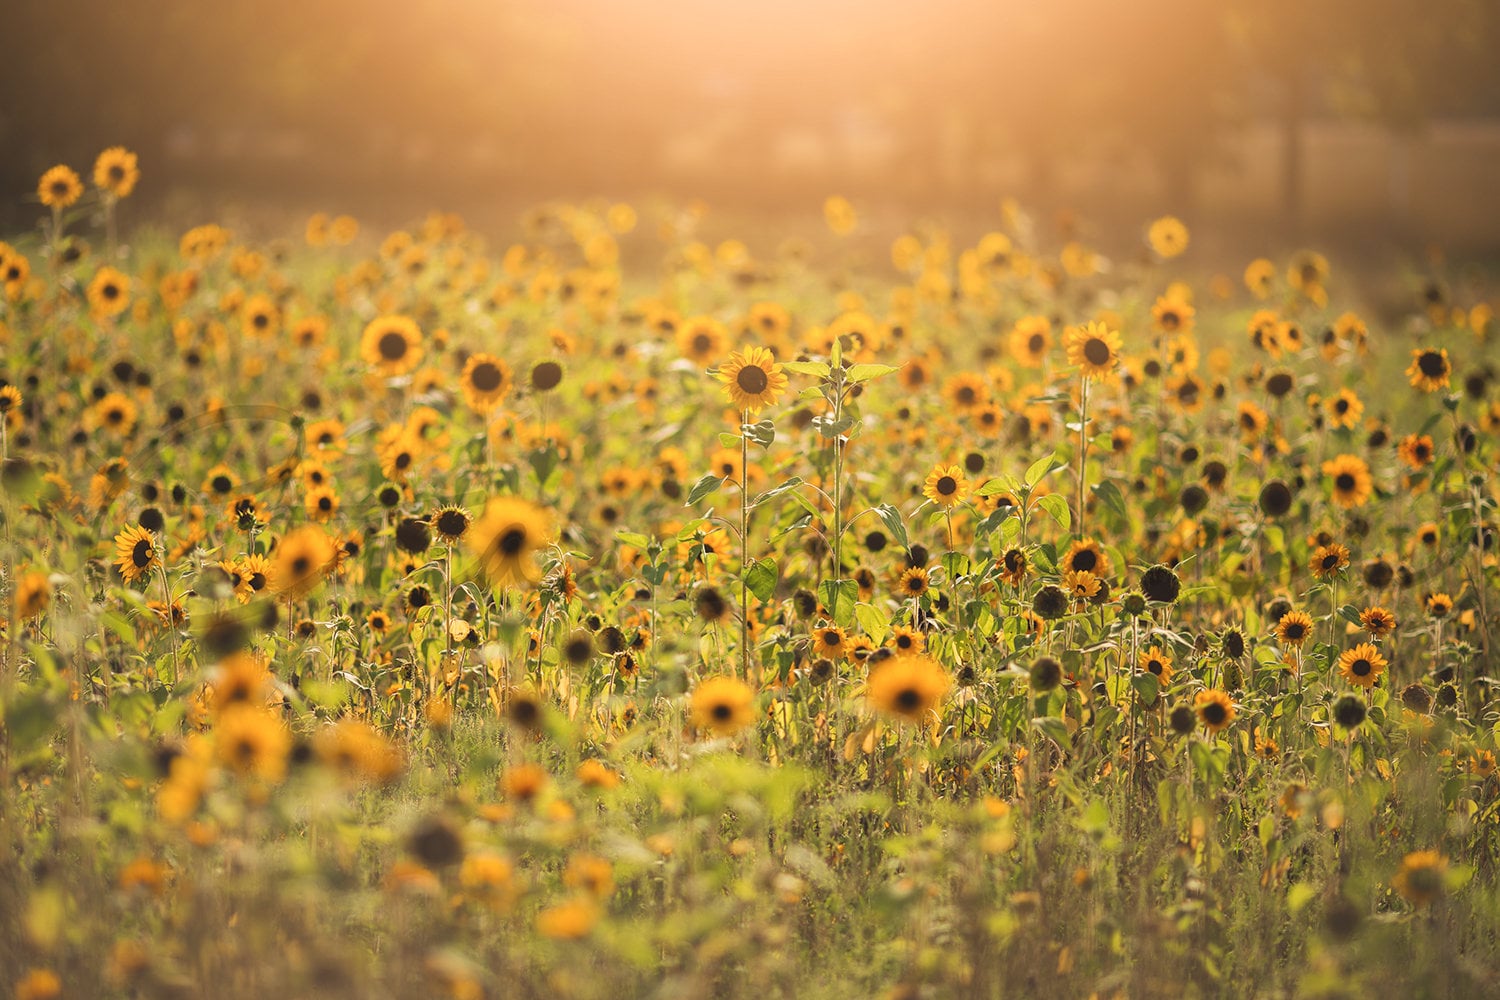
[1064,321,1122,380]
[717,346,788,413]
[921,464,968,509]
[690,676,755,736]
[1194,689,1236,734]
[38,165,83,209]
[1322,454,1372,509]
[867,653,951,723]
[460,353,512,412]
[93,147,140,198]
[114,525,159,584]
[270,525,335,599]
[468,496,552,588]
[1338,643,1388,688]
[1405,348,1451,393]
[360,315,424,376]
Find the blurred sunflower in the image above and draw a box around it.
[271,525,335,599]
[360,315,424,376]
[1397,433,1434,469]
[468,496,553,588]
[1309,543,1350,580]
[1147,216,1189,258]
[460,353,512,412]
[93,147,140,198]
[1392,850,1448,907]
[1405,348,1451,392]
[38,165,83,209]
[689,676,755,736]
[1322,454,1372,509]
[113,525,158,584]
[87,267,131,318]
[867,654,950,723]
[1194,689,1235,734]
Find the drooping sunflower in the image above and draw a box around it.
[93,147,140,199]
[460,353,513,412]
[922,464,968,509]
[38,165,83,209]
[1338,643,1388,689]
[1405,348,1450,393]
[360,315,424,376]
[1276,609,1315,648]
[1322,454,1372,509]
[689,676,756,736]
[866,653,951,723]
[87,266,131,318]
[468,496,553,589]
[717,346,788,413]
[114,525,159,584]
[1194,689,1236,734]
[1064,321,1122,380]
[270,525,336,599]
[997,547,1027,587]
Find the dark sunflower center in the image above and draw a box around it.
[103,283,120,299]
[936,476,957,496]
[52,180,70,195]
[1083,338,1111,365]
[1418,352,1446,377]
[132,538,153,567]
[253,313,269,328]
[736,364,769,394]
[1005,551,1023,571]
[1071,550,1097,572]
[1202,703,1226,724]
[498,527,527,555]
[470,362,503,392]
[1285,623,1305,640]
[1335,473,1356,491]
[894,688,922,711]
[290,556,311,576]
[896,634,913,648]
[1148,660,1163,675]
[1335,400,1348,413]
[318,496,333,510]
[1161,311,1179,329]
[212,475,232,493]
[711,703,733,721]
[532,361,562,390]
[1322,554,1340,570]
[378,331,408,361]
[109,165,126,181]
[436,510,468,536]
[956,386,976,404]
[1352,658,1371,676]
[691,334,712,353]
[394,452,412,470]
[1028,333,1045,352]
[249,573,266,590]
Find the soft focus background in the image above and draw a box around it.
[4,0,1500,250]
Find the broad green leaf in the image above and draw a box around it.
[685,473,726,506]
[744,558,778,603]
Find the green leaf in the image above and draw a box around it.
[751,476,805,508]
[812,415,855,439]
[744,558,778,603]
[744,419,776,448]
[614,531,651,548]
[1091,479,1129,523]
[781,360,830,377]
[718,432,741,448]
[1024,452,1058,487]
[1032,716,1071,749]
[977,476,1021,498]
[818,578,859,628]
[1037,493,1071,532]
[1130,672,1160,706]
[854,602,890,646]
[846,363,900,383]
[874,503,909,552]
[685,473,726,506]
[1337,604,1363,628]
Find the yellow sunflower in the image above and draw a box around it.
[1338,643,1388,689]
[1275,610,1315,648]
[38,165,83,209]
[114,525,159,584]
[1138,645,1174,685]
[1194,689,1236,734]
[93,147,140,199]
[460,353,513,413]
[1064,321,1122,380]
[270,525,335,599]
[87,267,131,318]
[1321,454,1372,509]
[922,464,968,509]
[1147,216,1189,258]
[717,347,788,413]
[689,676,756,736]
[867,654,951,723]
[1406,348,1451,393]
[468,496,553,589]
[1392,850,1449,907]
[360,315,424,375]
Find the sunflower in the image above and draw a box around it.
[866,654,951,723]
[717,346,788,413]
[1322,454,1372,509]
[941,372,989,412]
[360,315,424,376]
[1405,348,1450,393]
[1325,389,1363,430]
[432,505,471,543]
[1135,645,1174,685]
[1009,316,1053,367]
[896,566,930,599]
[922,464,968,509]
[1060,538,1112,579]
[811,622,848,660]
[1194,689,1236,734]
[676,316,728,362]
[1151,294,1195,335]
[38,165,83,209]
[1064,321,1122,380]
[1244,258,1275,298]
[1276,609,1315,648]
[1063,570,1101,602]
[215,706,291,784]
[689,676,756,736]
[468,496,553,589]
[93,147,140,198]
[1360,606,1397,638]
[1392,850,1449,907]
[87,267,131,318]
[14,570,52,620]
[1309,542,1350,580]
[460,353,512,412]
[1397,434,1434,470]
[304,486,339,522]
[1425,593,1453,619]
[887,625,925,656]
[1147,216,1189,258]
[997,547,1027,587]
[270,525,335,599]
[114,525,159,584]
[530,359,565,394]
[1338,643,1388,689]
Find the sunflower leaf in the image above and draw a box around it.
[1037,493,1072,531]
[744,420,776,448]
[685,474,726,506]
[854,602,889,646]
[1024,452,1059,487]
[780,361,830,378]
[1090,479,1129,523]
[845,363,899,384]
[818,579,860,628]
[744,558,778,603]
[874,503,909,552]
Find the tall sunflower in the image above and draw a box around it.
[921,464,968,509]
[1064,321,1122,380]
[1338,643,1388,689]
[717,347,788,413]
[360,315,424,376]
[468,496,553,588]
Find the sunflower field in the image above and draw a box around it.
[2,152,1500,1000]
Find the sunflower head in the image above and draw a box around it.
[867,654,951,723]
[360,315,424,375]
[690,676,756,736]
[1064,321,1122,380]
[717,346,788,413]
[38,165,83,209]
[468,496,553,589]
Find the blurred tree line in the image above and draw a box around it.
[2,0,1497,227]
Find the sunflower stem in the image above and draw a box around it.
[740,409,751,679]
[1076,376,1089,540]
